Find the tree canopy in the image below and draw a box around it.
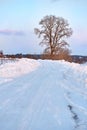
[34,15,73,57]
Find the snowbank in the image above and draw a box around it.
[0,58,40,78]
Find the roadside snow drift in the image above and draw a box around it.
[0,58,87,130]
[0,58,40,78]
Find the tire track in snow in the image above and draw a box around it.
[19,61,63,130]
[19,63,54,130]
[65,93,87,114]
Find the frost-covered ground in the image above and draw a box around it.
[0,58,87,130]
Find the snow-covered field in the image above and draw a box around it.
[0,58,87,130]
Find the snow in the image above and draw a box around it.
[0,58,87,130]
[0,58,40,78]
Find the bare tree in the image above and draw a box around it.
[34,15,73,57]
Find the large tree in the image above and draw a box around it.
[34,15,73,56]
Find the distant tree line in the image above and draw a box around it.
[0,51,87,64]
[0,50,3,58]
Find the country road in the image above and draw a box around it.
[0,59,87,130]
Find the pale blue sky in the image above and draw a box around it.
[0,0,87,55]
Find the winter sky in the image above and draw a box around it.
[0,0,87,55]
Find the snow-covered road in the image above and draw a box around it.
[0,59,87,130]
